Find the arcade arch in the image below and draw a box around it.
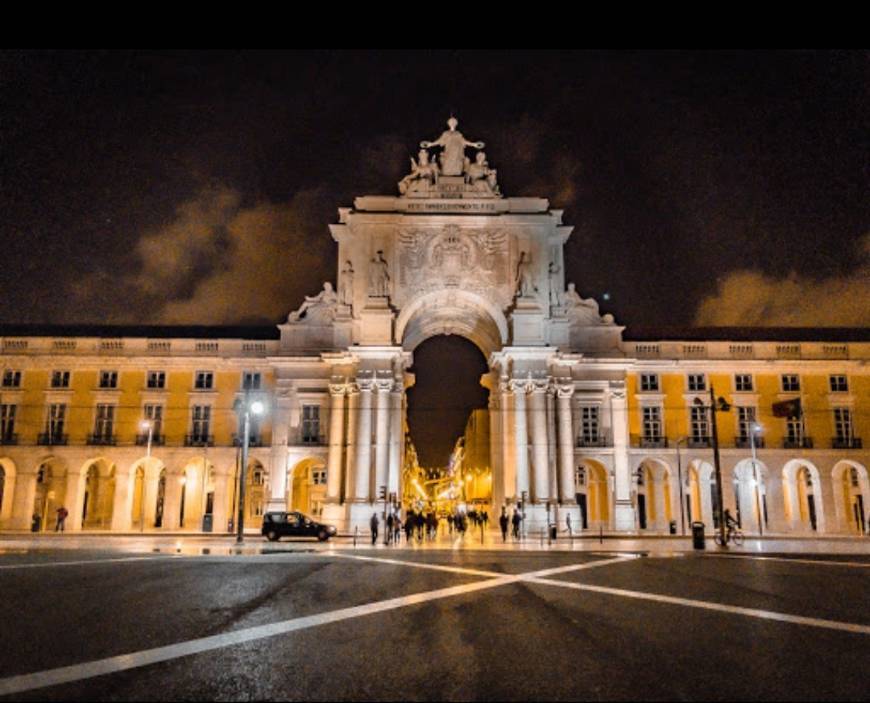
[732,459,769,534]
[832,461,868,534]
[575,459,610,529]
[287,457,325,517]
[79,459,116,530]
[782,459,825,533]
[633,458,674,531]
[0,458,15,526]
[687,460,715,528]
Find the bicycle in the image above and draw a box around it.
[714,527,744,546]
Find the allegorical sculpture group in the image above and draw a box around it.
[398,117,499,196]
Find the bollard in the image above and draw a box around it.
[480,521,484,545]
[599,525,603,544]
[540,528,544,547]
[354,526,358,548]
[548,525,552,546]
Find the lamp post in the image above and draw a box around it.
[234,394,265,544]
[695,388,730,547]
[139,419,153,533]
[675,436,687,536]
[750,422,764,537]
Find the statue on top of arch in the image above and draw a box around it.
[397,116,500,196]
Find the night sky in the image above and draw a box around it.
[1,50,867,464]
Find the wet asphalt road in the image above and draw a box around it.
[1,547,869,701]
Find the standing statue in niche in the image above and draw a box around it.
[548,261,562,307]
[515,251,536,299]
[420,116,484,177]
[369,250,390,298]
[339,260,355,308]
[398,148,440,195]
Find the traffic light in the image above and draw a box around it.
[378,485,387,501]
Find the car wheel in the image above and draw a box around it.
[317,529,329,542]
[267,530,279,542]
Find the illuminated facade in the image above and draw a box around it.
[1,118,867,536]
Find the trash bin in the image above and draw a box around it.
[202,513,213,533]
[31,514,41,532]
[550,524,558,541]
[691,521,705,550]
[669,520,677,535]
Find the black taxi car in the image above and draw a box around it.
[261,511,337,542]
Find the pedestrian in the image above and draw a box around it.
[499,509,509,542]
[370,513,379,546]
[393,516,402,544]
[386,512,394,545]
[447,513,454,534]
[405,512,414,542]
[511,509,521,539]
[55,506,68,532]
[565,513,572,537]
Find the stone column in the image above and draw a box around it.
[10,471,36,531]
[142,468,160,529]
[557,383,576,504]
[354,378,373,502]
[546,389,558,501]
[501,381,516,502]
[163,473,183,530]
[267,395,293,512]
[512,380,530,501]
[529,383,550,503]
[325,381,347,504]
[653,472,668,531]
[0,470,18,527]
[610,382,635,531]
[344,385,359,503]
[489,393,504,512]
[64,471,84,532]
[110,467,133,531]
[211,469,230,534]
[374,379,392,500]
[387,385,402,498]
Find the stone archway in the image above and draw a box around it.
[0,458,16,527]
[782,459,825,533]
[832,461,869,534]
[635,458,674,532]
[732,459,769,535]
[687,460,715,529]
[287,457,325,517]
[575,459,610,530]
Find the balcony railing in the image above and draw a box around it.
[832,437,863,450]
[233,434,264,448]
[577,433,611,448]
[135,433,165,446]
[782,437,813,449]
[0,432,18,446]
[87,433,117,446]
[185,434,214,447]
[639,436,668,448]
[300,434,327,446]
[735,436,765,449]
[38,432,68,446]
[688,436,712,449]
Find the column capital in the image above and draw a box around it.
[555,378,575,399]
[329,375,349,396]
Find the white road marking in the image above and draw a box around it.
[703,553,870,569]
[0,557,630,696]
[526,577,870,636]
[0,556,177,570]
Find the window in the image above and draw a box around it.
[830,375,848,393]
[143,404,163,438]
[579,406,600,444]
[786,417,804,446]
[687,374,706,392]
[46,404,66,440]
[147,371,166,389]
[312,469,327,485]
[690,406,709,442]
[2,370,21,388]
[0,404,16,441]
[781,374,800,392]
[834,408,853,442]
[575,466,587,487]
[99,370,118,389]
[191,405,211,441]
[242,372,261,390]
[642,406,662,440]
[302,405,321,444]
[735,374,753,392]
[639,374,659,392]
[51,370,70,388]
[194,371,214,390]
[736,406,756,442]
[93,404,115,440]
[850,467,859,488]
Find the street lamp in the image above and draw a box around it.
[675,436,687,536]
[139,419,153,533]
[750,422,764,537]
[694,388,730,547]
[233,395,266,544]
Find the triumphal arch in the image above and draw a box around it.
[280,117,629,532]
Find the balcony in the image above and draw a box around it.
[639,436,668,449]
[735,436,765,449]
[300,434,327,446]
[577,433,610,448]
[38,432,68,446]
[135,433,165,446]
[832,437,863,450]
[233,433,264,448]
[0,432,18,446]
[688,436,712,449]
[87,434,117,446]
[782,437,813,450]
[185,434,214,447]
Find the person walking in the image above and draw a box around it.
[499,509,509,542]
[565,513,573,537]
[511,509,521,540]
[55,506,68,532]
[386,512,394,545]
[370,513,379,546]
